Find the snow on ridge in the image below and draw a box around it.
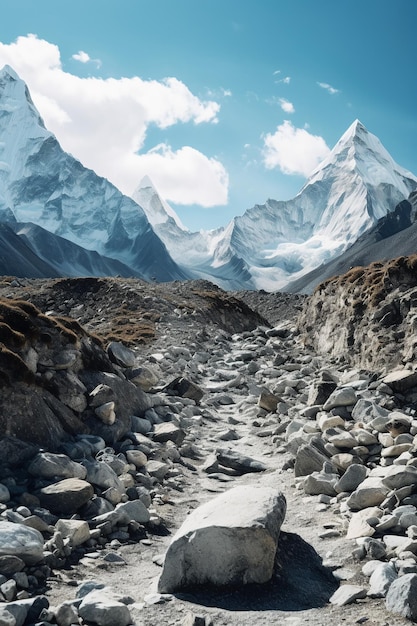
[132,176,189,232]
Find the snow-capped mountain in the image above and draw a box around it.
[286,190,417,294]
[1,63,416,291]
[133,120,417,291]
[132,177,253,289]
[213,120,417,289]
[0,65,187,282]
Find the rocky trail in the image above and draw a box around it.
[1,276,417,625]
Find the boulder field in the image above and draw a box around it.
[0,265,417,625]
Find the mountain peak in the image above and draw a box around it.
[339,118,368,144]
[0,64,47,131]
[133,177,188,232]
[0,64,20,80]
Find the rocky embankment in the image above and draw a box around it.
[299,254,417,372]
[1,271,417,625]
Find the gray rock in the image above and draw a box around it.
[382,465,417,490]
[323,387,357,411]
[368,562,397,597]
[346,507,382,539]
[383,370,417,393]
[107,342,136,368]
[82,459,126,493]
[55,601,79,626]
[329,584,367,606]
[216,448,267,474]
[307,380,337,406]
[48,370,88,412]
[89,384,115,408]
[38,478,94,515]
[346,477,390,511]
[386,573,417,620]
[335,464,367,494]
[130,415,152,434]
[55,519,91,547]
[0,555,25,576]
[164,377,204,403]
[158,485,286,593]
[0,603,27,626]
[294,443,330,477]
[146,460,170,481]
[94,402,116,425]
[258,388,279,412]
[303,470,338,496]
[28,452,87,480]
[0,483,10,503]
[93,499,150,527]
[125,449,147,468]
[126,366,160,391]
[153,422,185,445]
[0,522,43,565]
[78,588,132,626]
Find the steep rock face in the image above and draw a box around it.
[0,65,185,282]
[298,255,417,372]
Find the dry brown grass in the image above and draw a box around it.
[314,254,417,309]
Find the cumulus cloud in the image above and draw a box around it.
[278,98,295,113]
[72,50,90,63]
[133,144,229,206]
[0,34,228,206]
[262,120,330,177]
[317,81,340,95]
[72,50,102,68]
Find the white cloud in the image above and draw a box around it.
[262,120,330,176]
[278,98,295,114]
[275,76,291,84]
[72,50,102,68]
[317,81,340,95]
[133,144,229,206]
[72,50,90,63]
[0,34,228,206]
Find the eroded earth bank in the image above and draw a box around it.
[1,265,417,626]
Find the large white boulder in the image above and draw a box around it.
[158,485,286,593]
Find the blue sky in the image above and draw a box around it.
[1,0,416,230]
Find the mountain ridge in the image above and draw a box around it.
[1,64,417,290]
[0,65,187,282]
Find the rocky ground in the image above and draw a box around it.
[0,274,417,625]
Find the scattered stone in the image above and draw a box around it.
[329,584,367,606]
[55,519,91,547]
[78,588,132,626]
[28,452,87,480]
[323,387,357,411]
[107,342,136,368]
[216,448,267,474]
[386,573,417,620]
[37,479,94,515]
[368,561,397,597]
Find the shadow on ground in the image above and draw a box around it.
[175,532,339,611]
